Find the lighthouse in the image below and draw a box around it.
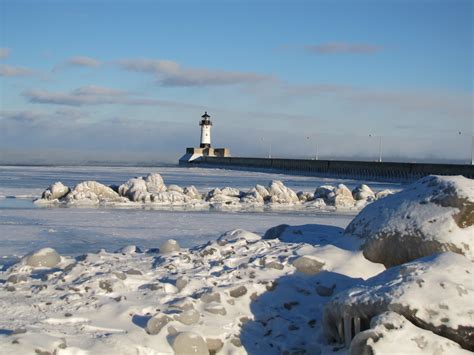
[179,111,231,164]
[199,111,212,148]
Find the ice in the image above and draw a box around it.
[40,182,70,201]
[351,184,375,201]
[323,252,474,350]
[292,256,325,275]
[175,308,200,325]
[23,247,61,268]
[159,239,181,254]
[146,314,171,335]
[346,175,474,267]
[350,312,471,355]
[66,181,122,204]
[267,180,299,204]
[172,332,209,355]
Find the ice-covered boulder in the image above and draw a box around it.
[328,184,356,208]
[314,185,335,200]
[167,184,184,194]
[40,181,70,201]
[22,248,61,268]
[255,184,270,200]
[151,191,191,204]
[160,239,180,254]
[352,184,375,201]
[323,252,474,351]
[350,312,471,355]
[145,173,167,193]
[66,181,122,204]
[345,175,474,266]
[183,185,201,200]
[172,332,209,355]
[240,187,264,204]
[267,180,299,204]
[119,173,166,202]
[221,187,241,197]
[297,191,314,202]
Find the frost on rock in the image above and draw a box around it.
[323,252,474,351]
[172,332,209,355]
[267,180,299,204]
[328,184,356,208]
[350,312,471,355]
[118,173,167,201]
[345,175,474,266]
[23,248,61,268]
[352,184,375,201]
[40,182,70,201]
[66,181,122,204]
[159,239,180,254]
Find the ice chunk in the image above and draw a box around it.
[175,308,200,325]
[352,184,375,201]
[40,181,70,201]
[172,332,209,355]
[292,256,325,275]
[159,239,180,254]
[23,248,61,268]
[146,314,170,335]
[66,181,122,203]
[267,180,299,204]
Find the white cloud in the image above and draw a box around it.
[304,42,382,54]
[67,56,101,67]
[0,64,35,77]
[0,48,11,60]
[119,59,276,87]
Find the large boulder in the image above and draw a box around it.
[66,181,122,203]
[119,173,167,202]
[351,184,375,201]
[22,248,61,268]
[40,181,70,201]
[267,180,299,204]
[323,252,474,351]
[328,184,356,208]
[345,175,474,267]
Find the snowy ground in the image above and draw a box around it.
[0,165,419,354]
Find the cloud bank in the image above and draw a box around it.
[0,64,35,77]
[119,59,276,87]
[67,56,101,67]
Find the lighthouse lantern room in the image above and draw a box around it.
[199,111,212,148]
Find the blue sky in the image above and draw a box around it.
[0,0,472,164]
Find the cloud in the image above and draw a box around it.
[0,48,11,60]
[118,59,276,87]
[304,42,382,54]
[0,110,43,123]
[0,64,35,77]
[67,56,101,67]
[22,85,206,110]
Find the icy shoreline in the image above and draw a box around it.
[1,174,472,354]
[34,172,393,213]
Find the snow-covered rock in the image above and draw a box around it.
[297,191,314,202]
[66,181,122,204]
[160,239,181,254]
[167,184,184,194]
[352,184,375,201]
[314,185,335,200]
[345,175,474,267]
[22,248,61,268]
[323,252,474,351]
[267,180,299,204]
[40,182,70,201]
[328,184,356,208]
[240,188,264,204]
[119,173,166,202]
[183,185,201,199]
[151,191,191,204]
[350,312,471,355]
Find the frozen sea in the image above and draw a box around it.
[0,165,402,263]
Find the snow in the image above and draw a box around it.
[345,175,474,267]
[1,166,470,354]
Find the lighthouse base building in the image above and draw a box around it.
[179,112,231,164]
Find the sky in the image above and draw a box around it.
[0,0,472,164]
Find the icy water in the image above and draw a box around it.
[0,165,401,261]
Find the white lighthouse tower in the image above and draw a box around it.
[179,111,231,164]
[199,111,212,148]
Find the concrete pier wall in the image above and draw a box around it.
[181,156,474,181]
